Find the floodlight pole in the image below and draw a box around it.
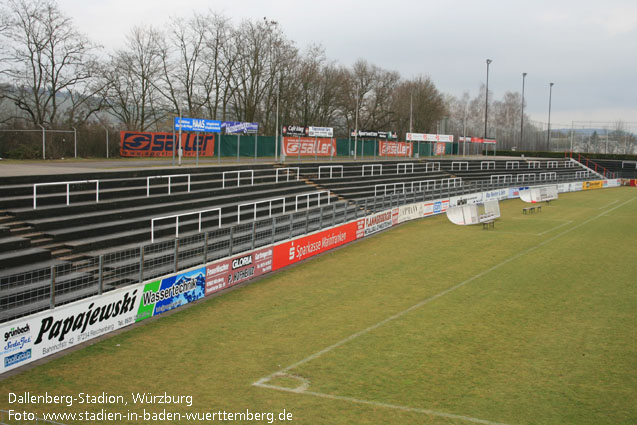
[484,59,492,139]
[521,72,527,148]
[547,82,554,149]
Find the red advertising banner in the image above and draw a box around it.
[282,137,336,156]
[364,210,394,236]
[379,141,413,157]
[120,131,215,157]
[273,221,361,270]
[630,179,637,187]
[435,142,446,156]
[205,248,273,296]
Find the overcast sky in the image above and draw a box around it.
[58,0,637,129]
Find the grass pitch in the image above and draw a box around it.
[1,187,636,425]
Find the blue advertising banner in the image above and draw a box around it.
[137,267,206,320]
[174,117,222,133]
[222,121,259,134]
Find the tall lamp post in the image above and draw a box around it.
[547,82,554,149]
[484,59,492,139]
[521,72,527,147]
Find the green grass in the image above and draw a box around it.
[1,187,636,425]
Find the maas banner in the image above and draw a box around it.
[120,132,215,157]
[282,137,336,156]
[379,141,412,157]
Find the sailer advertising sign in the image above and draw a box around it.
[282,137,336,156]
[120,132,215,157]
[379,141,412,156]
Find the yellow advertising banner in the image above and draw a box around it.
[582,180,604,190]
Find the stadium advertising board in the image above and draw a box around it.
[379,141,412,156]
[631,179,637,187]
[136,268,206,321]
[350,130,398,139]
[364,210,395,236]
[398,203,424,223]
[174,117,222,132]
[582,180,604,190]
[273,221,361,270]
[120,132,215,157]
[406,133,454,142]
[0,284,143,373]
[424,199,450,216]
[450,194,483,207]
[205,248,273,296]
[484,189,509,201]
[308,126,333,138]
[222,121,259,134]
[281,125,308,137]
[282,137,336,156]
[434,142,446,156]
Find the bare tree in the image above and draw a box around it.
[0,0,101,126]
[102,25,164,131]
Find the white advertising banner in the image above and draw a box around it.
[308,126,333,138]
[398,203,424,223]
[1,284,143,374]
[423,199,450,216]
[364,209,396,236]
[406,133,454,143]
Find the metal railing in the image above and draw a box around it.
[33,180,99,209]
[362,164,382,176]
[1,169,599,324]
[425,162,441,172]
[147,174,191,197]
[295,190,331,211]
[237,198,286,223]
[397,163,414,174]
[528,161,541,169]
[516,173,537,183]
[506,161,520,169]
[151,208,221,243]
[222,170,254,188]
[490,174,513,184]
[539,172,557,181]
[375,183,405,197]
[318,165,344,179]
[451,161,468,171]
[481,161,495,170]
[275,167,300,182]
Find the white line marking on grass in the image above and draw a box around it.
[598,199,619,209]
[537,220,573,235]
[253,196,636,423]
[254,382,513,425]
